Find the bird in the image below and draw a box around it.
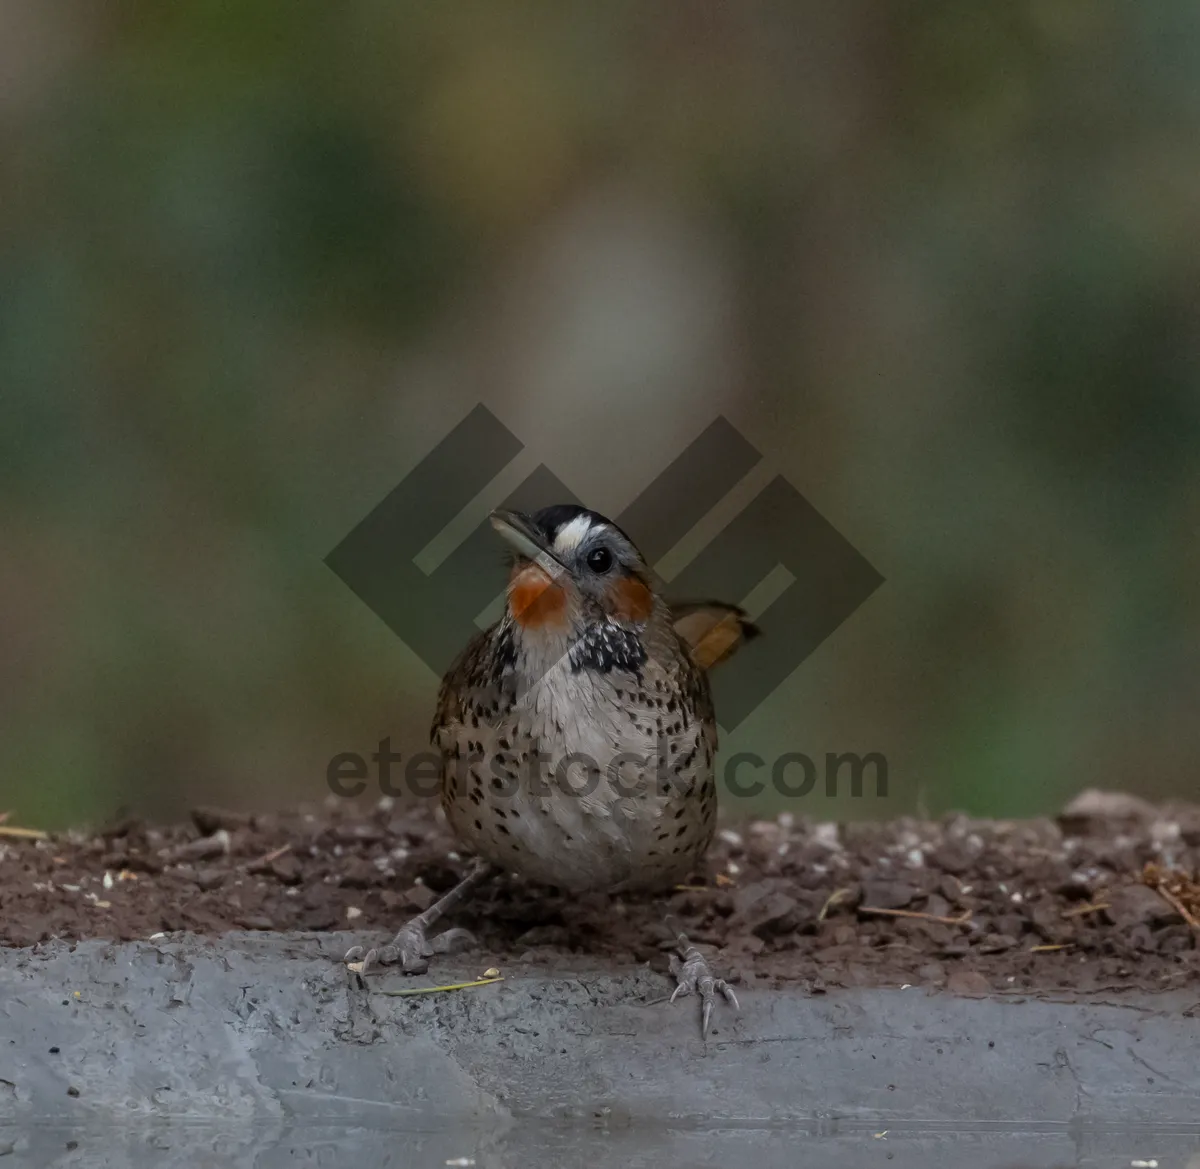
[344,503,759,1036]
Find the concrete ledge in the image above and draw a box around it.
[2,933,1200,1168]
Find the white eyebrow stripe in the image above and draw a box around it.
[553,514,595,554]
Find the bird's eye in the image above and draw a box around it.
[585,547,613,573]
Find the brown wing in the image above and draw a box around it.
[429,625,496,747]
[669,600,760,671]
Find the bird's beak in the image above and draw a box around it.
[489,509,568,579]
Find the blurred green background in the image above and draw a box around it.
[3,2,1198,830]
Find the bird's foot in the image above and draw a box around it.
[667,919,738,1039]
[344,923,476,977]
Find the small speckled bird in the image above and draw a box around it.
[344,504,758,1035]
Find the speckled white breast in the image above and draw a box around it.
[438,652,718,893]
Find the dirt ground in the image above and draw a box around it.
[3,790,1199,997]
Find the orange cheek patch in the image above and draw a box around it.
[611,576,653,623]
[509,566,568,630]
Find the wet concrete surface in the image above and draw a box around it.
[5,1123,1200,1169]
[2,932,1199,1168]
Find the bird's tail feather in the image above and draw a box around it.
[669,601,761,671]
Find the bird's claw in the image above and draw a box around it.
[344,922,431,976]
[669,937,738,1039]
[344,924,477,977]
[427,926,477,956]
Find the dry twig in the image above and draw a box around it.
[859,905,972,926]
[1142,862,1200,934]
[818,887,853,921]
[1153,886,1200,932]
[1061,901,1109,919]
[244,842,292,870]
[375,976,504,997]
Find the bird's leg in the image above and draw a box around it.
[344,858,495,976]
[665,914,739,1039]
